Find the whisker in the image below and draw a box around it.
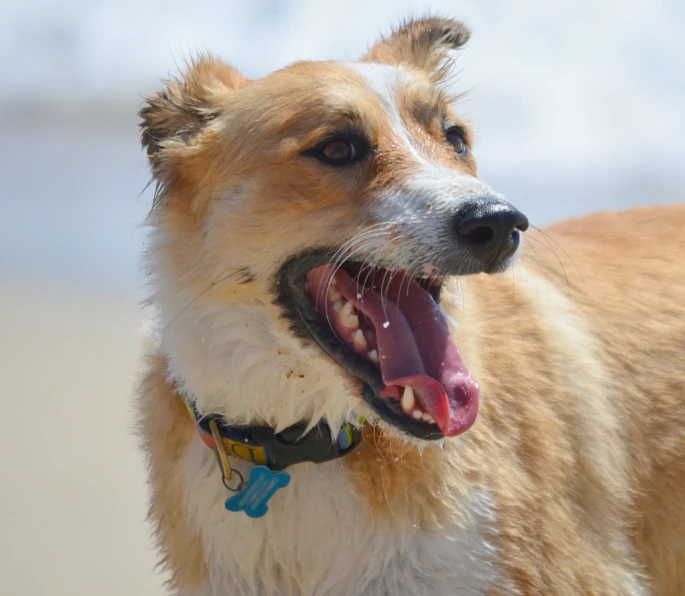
[385,268,404,313]
[322,230,393,302]
[525,234,571,300]
[356,236,401,312]
[162,270,248,333]
[530,224,584,283]
[320,230,394,342]
[395,265,410,306]
[518,242,544,302]
[315,225,392,309]
[379,265,393,321]
[392,258,427,313]
[522,236,545,272]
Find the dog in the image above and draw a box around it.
[137,17,685,595]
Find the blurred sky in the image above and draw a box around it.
[1,0,684,290]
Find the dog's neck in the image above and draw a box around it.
[150,277,503,594]
[158,284,365,434]
[170,385,500,596]
[175,424,500,595]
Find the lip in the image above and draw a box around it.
[274,250,448,440]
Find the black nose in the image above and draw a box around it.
[455,198,529,267]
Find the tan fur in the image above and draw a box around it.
[138,351,209,592]
[138,17,685,595]
[345,426,479,528]
[347,207,685,592]
[454,206,685,594]
[361,17,471,85]
[541,207,685,594]
[140,55,247,177]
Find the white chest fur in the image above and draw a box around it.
[178,435,503,596]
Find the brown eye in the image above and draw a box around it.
[322,139,355,162]
[445,127,468,156]
[304,133,369,166]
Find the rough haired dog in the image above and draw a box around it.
[138,17,685,595]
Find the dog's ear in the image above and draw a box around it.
[361,17,470,83]
[140,55,246,176]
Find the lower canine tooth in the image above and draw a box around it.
[412,410,423,420]
[401,386,415,412]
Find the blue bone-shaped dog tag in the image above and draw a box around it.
[224,466,291,518]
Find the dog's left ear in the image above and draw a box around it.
[361,17,470,83]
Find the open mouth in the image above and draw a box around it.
[276,252,479,440]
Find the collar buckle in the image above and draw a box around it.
[250,422,355,471]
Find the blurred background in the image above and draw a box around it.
[0,0,683,594]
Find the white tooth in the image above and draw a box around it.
[332,301,343,313]
[353,329,368,348]
[344,315,359,329]
[341,301,354,319]
[412,410,423,420]
[368,349,379,362]
[422,413,435,424]
[330,277,338,287]
[329,287,342,301]
[401,386,415,413]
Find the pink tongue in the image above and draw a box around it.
[311,267,479,437]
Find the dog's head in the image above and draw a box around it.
[141,17,527,441]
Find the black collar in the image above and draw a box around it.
[180,389,363,472]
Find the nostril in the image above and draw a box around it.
[454,198,528,265]
[515,219,529,233]
[467,226,494,245]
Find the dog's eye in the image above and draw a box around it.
[322,139,355,162]
[306,135,368,166]
[445,127,468,157]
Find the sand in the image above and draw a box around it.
[0,280,166,595]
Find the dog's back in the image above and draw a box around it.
[456,205,685,594]
[552,206,685,594]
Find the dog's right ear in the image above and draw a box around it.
[140,55,246,177]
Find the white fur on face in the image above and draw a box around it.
[369,172,512,277]
[343,62,430,165]
[343,62,518,276]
